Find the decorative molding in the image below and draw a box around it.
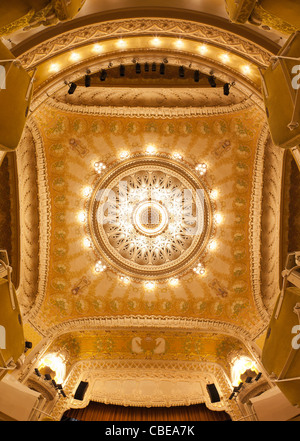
[260,138,285,314]
[16,127,40,316]
[18,18,272,70]
[248,123,272,333]
[21,118,51,325]
[48,359,243,421]
[32,315,256,343]
[46,94,256,119]
[87,156,213,281]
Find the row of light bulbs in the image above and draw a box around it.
[92,146,208,175]
[49,37,252,77]
[79,144,222,284]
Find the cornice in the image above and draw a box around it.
[12,10,280,59]
[17,17,273,71]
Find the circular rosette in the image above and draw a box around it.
[88,156,212,280]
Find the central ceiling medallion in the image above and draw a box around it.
[87,155,214,281]
[133,200,169,237]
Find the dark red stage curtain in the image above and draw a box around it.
[63,402,231,421]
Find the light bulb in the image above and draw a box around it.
[144,281,156,291]
[69,52,81,62]
[82,186,92,198]
[117,38,127,48]
[92,44,103,53]
[78,211,86,223]
[198,44,208,55]
[49,63,60,73]
[151,37,161,46]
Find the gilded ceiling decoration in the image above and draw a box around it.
[88,155,213,281]
[20,98,270,341]
[5,13,287,417]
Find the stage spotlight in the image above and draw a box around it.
[179,66,185,78]
[34,368,41,377]
[208,75,216,87]
[194,70,200,82]
[152,62,156,72]
[67,82,77,94]
[119,64,125,77]
[44,374,52,381]
[255,373,262,381]
[136,63,141,74]
[245,376,253,383]
[160,63,165,75]
[100,69,107,81]
[84,74,91,87]
[223,83,230,95]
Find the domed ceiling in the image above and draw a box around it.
[3,1,289,418]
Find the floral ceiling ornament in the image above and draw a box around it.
[84,152,217,282]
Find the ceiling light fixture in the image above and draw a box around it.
[69,52,81,62]
[135,62,141,74]
[95,260,106,273]
[144,281,156,291]
[179,66,185,78]
[194,70,200,82]
[214,213,223,225]
[220,53,230,63]
[210,189,219,200]
[49,63,60,73]
[117,38,127,48]
[84,70,91,87]
[94,162,106,174]
[120,150,130,159]
[82,186,92,198]
[172,152,182,160]
[169,278,179,287]
[92,44,103,53]
[208,75,217,88]
[208,240,217,251]
[223,81,235,96]
[195,163,207,175]
[175,38,184,48]
[120,275,130,285]
[83,237,92,248]
[242,64,251,75]
[100,69,107,82]
[151,37,161,46]
[77,211,86,223]
[145,144,156,155]
[193,262,206,275]
[198,44,208,55]
[119,64,125,77]
[66,82,77,95]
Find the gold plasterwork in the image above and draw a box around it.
[87,155,213,281]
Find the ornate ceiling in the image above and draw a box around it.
[2,3,289,418]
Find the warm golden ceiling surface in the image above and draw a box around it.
[1,2,291,418]
[28,100,267,336]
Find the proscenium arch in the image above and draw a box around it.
[15,17,275,115]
